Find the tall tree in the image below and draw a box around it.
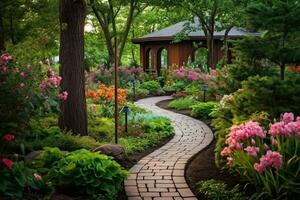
[89,0,146,64]
[59,0,88,135]
[152,0,243,68]
[238,0,300,80]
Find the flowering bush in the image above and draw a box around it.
[0,53,67,133]
[221,113,300,199]
[86,65,143,86]
[86,84,128,117]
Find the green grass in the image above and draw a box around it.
[168,97,197,110]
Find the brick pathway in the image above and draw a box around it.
[125,96,214,200]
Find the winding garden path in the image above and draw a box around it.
[125,96,214,200]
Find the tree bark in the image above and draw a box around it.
[59,0,87,135]
[0,13,5,52]
[117,0,135,64]
[223,26,233,64]
[9,10,16,45]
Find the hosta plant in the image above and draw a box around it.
[49,149,128,199]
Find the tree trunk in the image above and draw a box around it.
[59,0,87,135]
[223,26,233,64]
[280,64,285,80]
[9,10,16,45]
[117,0,135,64]
[0,13,5,52]
[207,33,214,69]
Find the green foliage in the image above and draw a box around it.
[191,101,218,119]
[0,161,45,198]
[49,149,128,199]
[212,73,300,166]
[88,117,114,142]
[168,97,197,110]
[197,179,245,200]
[122,113,174,154]
[140,80,161,94]
[236,0,300,80]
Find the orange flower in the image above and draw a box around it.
[86,84,128,104]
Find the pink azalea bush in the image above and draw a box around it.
[86,65,143,86]
[0,52,67,133]
[221,112,300,198]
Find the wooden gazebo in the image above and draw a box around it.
[132,18,258,75]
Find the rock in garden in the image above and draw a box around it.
[93,144,125,161]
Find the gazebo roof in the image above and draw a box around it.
[132,18,259,43]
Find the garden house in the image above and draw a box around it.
[132,18,258,76]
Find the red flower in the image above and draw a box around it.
[33,173,42,181]
[2,134,15,141]
[1,158,14,169]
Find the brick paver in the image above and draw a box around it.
[125,96,214,199]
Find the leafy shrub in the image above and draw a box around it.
[0,160,45,198]
[220,113,300,199]
[49,149,128,199]
[13,133,101,153]
[127,87,150,100]
[0,54,62,133]
[191,101,218,119]
[212,74,300,165]
[88,117,114,141]
[121,113,174,154]
[168,97,197,110]
[197,179,245,200]
[140,80,161,94]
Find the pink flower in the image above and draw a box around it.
[244,146,260,157]
[253,151,283,173]
[282,113,294,124]
[264,143,269,150]
[2,134,15,141]
[1,158,14,169]
[226,121,265,150]
[269,122,292,137]
[59,91,68,101]
[1,53,12,63]
[20,72,26,77]
[33,173,42,181]
[227,157,234,166]
[286,121,300,136]
[47,68,55,78]
[221,147,232,157]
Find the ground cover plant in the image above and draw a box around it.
[168,97,197,110]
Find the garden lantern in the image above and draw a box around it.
[201,84,208,102]
[122,105,131,133]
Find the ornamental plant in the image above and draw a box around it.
[221,113,300,199]
[86,65,143,86]
[49,149,128,199]
[0,53,67,133]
